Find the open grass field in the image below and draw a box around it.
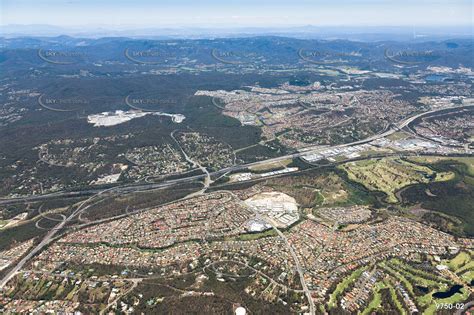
[361,281,386,315]
[327,266,368,308]
[423,287,471,315]
[377,257,473,314]
[384,280,407,315]
[339,157,454,203]
[460,270,474,282]
[248,158,292,172]
[456,261,474,276]
[386,131,412,141]
[446,251,472,271]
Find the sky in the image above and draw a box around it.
[1,0,472,28]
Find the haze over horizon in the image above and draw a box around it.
[1,0,472,29]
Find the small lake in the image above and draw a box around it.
[432,285,463,299]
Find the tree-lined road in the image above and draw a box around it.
[4,104,472,207]
[0,104,472,293]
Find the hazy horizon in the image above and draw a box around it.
[1,0,472,28]
[1,24,472,40]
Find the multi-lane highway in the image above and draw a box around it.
[0,187,119,288]
[0,103,472,291]
[3,104,471,208]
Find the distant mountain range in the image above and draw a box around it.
[1,24,472,41]
[1,35,472,72]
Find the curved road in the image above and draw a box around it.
[0,187,117,289]
[1,103,472,293]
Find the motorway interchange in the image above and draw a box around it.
[0,104,473,314]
